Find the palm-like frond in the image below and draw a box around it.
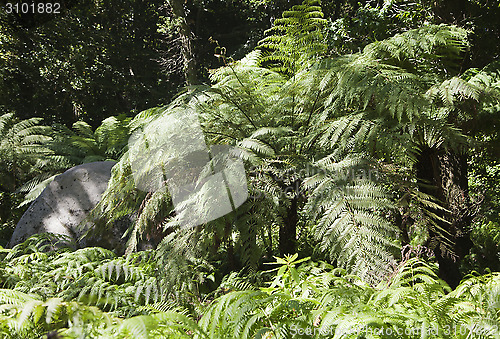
[257,0,327,76]
[18,114,131,206]
[0,113,52,191]
[304,157,398,283]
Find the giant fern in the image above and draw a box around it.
[257,0,327,76]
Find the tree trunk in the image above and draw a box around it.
[168,0,198,85]
[279,195,298,256]
[416,147,473,288]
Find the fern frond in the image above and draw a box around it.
[305,160,398,284]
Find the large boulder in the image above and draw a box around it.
[9,161,128,250]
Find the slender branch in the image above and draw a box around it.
[204,131,239,140]
[303,90,322,138]
[220,91,257,129]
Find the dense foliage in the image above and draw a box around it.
[0,0,499,337]
[2,236,500,338]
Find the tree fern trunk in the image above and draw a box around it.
[279,195,298,256]
[416,147,473,288]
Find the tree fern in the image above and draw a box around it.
[304,155,398,284]
[362,24,469,74]
[17,114,132,207]
[303,24,499,273]
[83,18,497,289]
[257,0,327,76]
[90,23,402,283]
[0,113,52,192]
[70,115,131,163]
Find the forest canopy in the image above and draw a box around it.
[0,0,500,337]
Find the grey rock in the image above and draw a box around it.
[8,161,127,250]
